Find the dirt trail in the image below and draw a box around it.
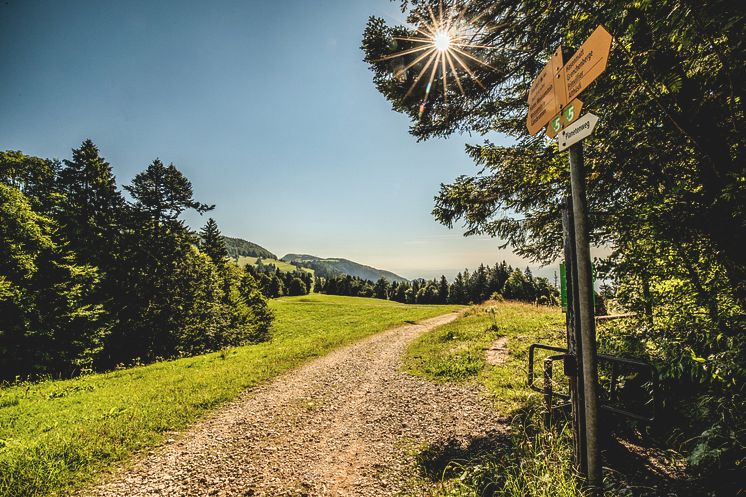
[82,311,504,497]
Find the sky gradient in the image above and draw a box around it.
[0,0,537,280]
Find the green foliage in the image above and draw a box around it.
[243,261,313,298]
[0,182,105,378]
[0,142,275,379]
[286,277,308,296]
[0,295,459,497]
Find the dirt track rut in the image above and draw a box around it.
[82,311,504,497]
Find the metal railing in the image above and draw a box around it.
[528,343,656,424]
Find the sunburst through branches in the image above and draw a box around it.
[377,1,494,117]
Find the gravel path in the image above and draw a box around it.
[81,311,505,497]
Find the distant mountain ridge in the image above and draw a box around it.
[281,254,409,284]
[223,236,276,260]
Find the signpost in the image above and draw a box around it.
[558,113,599,151]
[560,25,613,103]
[547,98,583,139]
[526,46,564,136]
[525,25,613,496]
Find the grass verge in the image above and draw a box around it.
[404,301,585,496]
[0,294,461,497]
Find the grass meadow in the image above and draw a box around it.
[0,294,460,497]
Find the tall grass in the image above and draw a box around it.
[437,419,585,497]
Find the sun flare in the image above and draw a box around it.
[377,1,493,116]
[433,30,451,52]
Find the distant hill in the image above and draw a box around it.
[281,254,408,284]
[223,237,276,260]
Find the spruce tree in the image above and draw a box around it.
[125,159,212,222]
[58,140,125,267]
[199,218,228,268]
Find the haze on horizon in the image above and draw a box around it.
[0,0,536,280]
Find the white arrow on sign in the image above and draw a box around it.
[558,113,599,151]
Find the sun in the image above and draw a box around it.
[433,30,451,52]
[376,1,493,117]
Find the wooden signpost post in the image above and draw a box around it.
[526,25,613,496]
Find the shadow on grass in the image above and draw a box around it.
[416,430,512,482]
[602,430,711,497]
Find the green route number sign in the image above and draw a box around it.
[559,262,596,313]
[545,98,584,139]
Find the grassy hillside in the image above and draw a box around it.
[0,295,461,497]
[282,253,408,283]
[223,236,276,259]
[233,255,313,274]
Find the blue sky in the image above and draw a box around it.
[0,0,537,280]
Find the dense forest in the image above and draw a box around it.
[315,262,559,305]
[0,141,272,380]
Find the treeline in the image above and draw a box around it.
[315,262,559,305]
[0,141,272,380]
[244,258,313,297]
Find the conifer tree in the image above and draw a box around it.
[438,275,449,303]
[58,140,125,265]
[199,218,228,268]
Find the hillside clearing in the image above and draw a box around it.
[233,255,312,274]
[0,295,460,497]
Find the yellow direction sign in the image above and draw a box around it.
[526,46,563,136]
[546,99,584,139]
[560,25,613,103]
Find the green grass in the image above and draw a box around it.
[403,301,585,497]
[234,255,312,274]
[0,294,461,497]
[405,300,565,413]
